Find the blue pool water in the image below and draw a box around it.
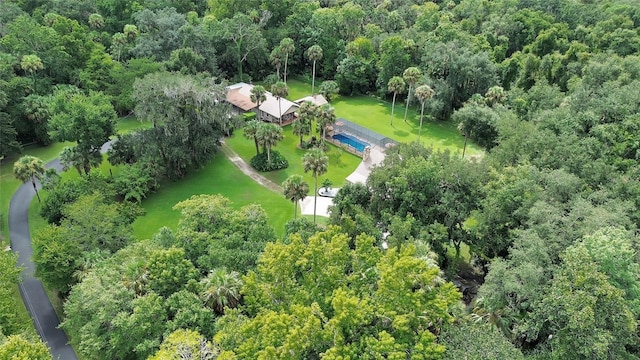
[332,133,370,152]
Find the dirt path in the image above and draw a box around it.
[220,142,282,193]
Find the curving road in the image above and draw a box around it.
[9,156,77,360]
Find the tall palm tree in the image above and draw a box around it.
[256,122,284,164]
[21,54,43,93]
[269,46,283,80]
[387,76,406,126]
[306,45,323,95]
[279,37,295,85]
[243,120,261,155]
[271,81,288,125]
[402,67,422,123]
[282,174,309,219]
[414,84,435,143]
[302,148,328,224]
[294,101,317,146]
[200,268,242,315]
[316,104,336,141]
[13,155,46,202]
[250,85,267,120]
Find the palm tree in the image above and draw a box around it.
[256,122,284,164]
[414,84,435,143]
[316,104,336,141]
[250,85,267,120]
[306,45,323,95]
[294,101,317,147]
[88,13,104,29]
[269,46,283,80]
[13,155,46,203]
[243,120,261,155]
[282,174,309,219]
[387,76,406,126]
[200,268,242,315]
[484,85,506,107]
[279,37,295,85]
[402,67,422,123]
[302,148,328,224]
[271,81,288,125]
[21,54,43,94]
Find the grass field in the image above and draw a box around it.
[131,154,295,240]
[285,79,483,156]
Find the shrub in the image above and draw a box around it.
[250,150,288,172]
[242,112,256,121]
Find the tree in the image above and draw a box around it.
[282,174,309,219]
[130,8,185,61]
[306,44,323,95]
[279,37,295,84]
[319,80,339,102]
[414,84,435,143]
[216,228,460,358]
[0,333,51,360]
[250,85,267,119]
[218,13,267,81]
[13,155,45,202]
[243,119,261,156]
[150,329,220,360]
[48,90,117,174]
[256,122,283,164]
[484,85,506,107]
[403,67,422,123]
[293,101,315,147]
[200,268,242,315]
[20,54,43,93]
[303,148,328,224]
[387,76,406,126]
[316,104,336,141]
[269,46,283,80]
[133,72,232,179]
[88,13,104,29]
[270,81,288,125]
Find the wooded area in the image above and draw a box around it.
[2,0,640,358]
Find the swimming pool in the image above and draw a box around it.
[332,133,370,152]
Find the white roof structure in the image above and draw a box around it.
[226,82,298,121]
[294,94,328,107]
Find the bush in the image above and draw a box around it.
[242,112,256,121]
[250,150,288,172]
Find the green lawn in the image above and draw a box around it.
[285,79,483,156]
[132,154,296,240]
[226,125,362,192]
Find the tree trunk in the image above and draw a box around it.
[266,145,271,164]
[254,138,260,155]
[313,176,318,224]
[462,134,468,159]
[390,92,397,126]
[32,179,41,203]
[403,85,412,123]
[294,200,298,219]
[312,60,316,96]
[284,53,289,84]
[278,98,282,125]
[418,102,425,143]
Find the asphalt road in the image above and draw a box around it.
[9,157,76,360]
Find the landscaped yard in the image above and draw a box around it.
[131,154,295,240]
[225,125,362,191]
[286,79,483,156]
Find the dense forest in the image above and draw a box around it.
[2,0,640,358]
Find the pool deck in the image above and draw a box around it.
[345,145,386,184]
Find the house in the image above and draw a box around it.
[226,82,299,125]
[294,94,328,107]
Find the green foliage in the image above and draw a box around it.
[0,251,25,335]
[216,227,460,357]
[440,319,524,360]
[250,150,288,172]
[171,195,277,273]
[0,332,51,360]
[149,329,220,360]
